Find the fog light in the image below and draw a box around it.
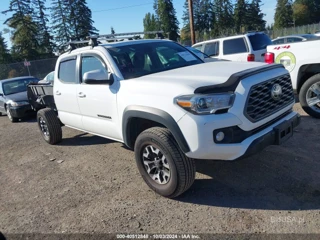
[216,131,225,142]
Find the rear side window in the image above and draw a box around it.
[58,59,77,83]
[273,38,285,45]
[287,37,303,43]
[248,34,272,50]
[204,42,219,56]
[223,38,247,55]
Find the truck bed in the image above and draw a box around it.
[27,83,56,111]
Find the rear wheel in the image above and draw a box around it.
[6,107,18,123]
[299,74,320,118]
[37,108,62,144]
[134,127,195,198]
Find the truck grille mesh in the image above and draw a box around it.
[245,74,294,122]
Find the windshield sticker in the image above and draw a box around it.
[178,51,197,61]
[275,51,296,72]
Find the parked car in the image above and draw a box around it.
[272,34,319,44]
[192,32,272,62]
[315,31,320,37]
[29,38,299,198]
[265,37,320,118]
[0,76,39,122]
[38,71,55,85]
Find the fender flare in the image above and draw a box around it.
[122,105,190,153]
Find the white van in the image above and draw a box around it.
[192,32,272,62]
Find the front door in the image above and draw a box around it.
[76,53,121,141]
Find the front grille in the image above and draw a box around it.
[245,74,294,122]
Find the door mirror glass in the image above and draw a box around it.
[83,69,113,85]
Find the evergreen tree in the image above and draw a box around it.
[153,0,180,41]
[66,0,98,40]
[274,0,294,29]
[0,32,11,64]
[32,0,54,56]
[111,27,115,35]
[2,0,39,60]
[143,13,157,38]
[213,0,234,36]
[234,0,248,33]
[247,0,266,31]
[51,0,71,47]
[293,0,320,26]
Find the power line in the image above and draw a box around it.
[92,2,153,13]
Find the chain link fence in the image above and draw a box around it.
[266,22,320,39]
[0,58,58,81]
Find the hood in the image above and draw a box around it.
[4,91,28,102]
[137,61,267,89]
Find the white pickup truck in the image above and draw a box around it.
[28,39,300,198]
[265,39,320,118]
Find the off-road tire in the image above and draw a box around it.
[299,74,320,119]
[37,108,62,144]
[134,127,195,198]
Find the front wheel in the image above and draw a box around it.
[37,108,62,144]
[299,74,320,118]
[6,107,18,122]
[134,127,195,198]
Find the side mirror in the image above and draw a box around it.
[83,69,114,85]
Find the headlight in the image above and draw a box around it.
[175,93,235,114]
[7,101,30,107]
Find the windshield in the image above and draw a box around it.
[3,78,38,95]
[248,33,272,51]
[105,41,203,79]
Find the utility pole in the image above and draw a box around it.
[188,0,195,45]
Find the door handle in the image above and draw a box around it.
[78,92,86,98]
[55,91,61,95]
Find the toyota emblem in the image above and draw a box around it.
[271,84,283,100]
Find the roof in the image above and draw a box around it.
[0,76,38,83]
[275,34,318,40]
[193,32,266,46]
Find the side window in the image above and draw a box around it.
[58,59,77,83]
[204,42,219,56]
[223,38,248,55]
[287,37,302,43]
[273,39,285,45]
[81,56,108,81]
[193,44,202,51]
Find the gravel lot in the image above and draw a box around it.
[0,103,320,236]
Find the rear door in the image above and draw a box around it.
[247,33,273,62]
[54,55,83,129]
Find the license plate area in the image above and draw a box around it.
[274,120,293,145]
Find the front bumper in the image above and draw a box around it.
[9,105,35,118]
[178,111,300,160]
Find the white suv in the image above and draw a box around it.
[29,39,300,198]
[193,32,272,62]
